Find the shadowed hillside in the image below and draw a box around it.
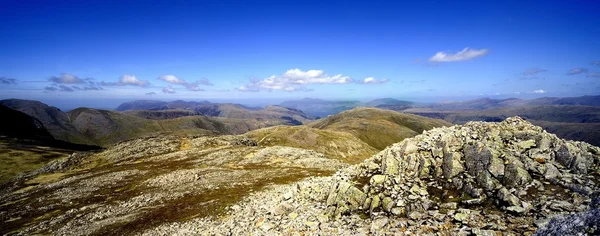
[0,99,96,145]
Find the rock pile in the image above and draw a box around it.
[325,116,600,234]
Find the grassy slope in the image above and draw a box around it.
[308,107,452,150]
[245,126,379,164]
[0,138,74,184]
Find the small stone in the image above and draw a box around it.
[305,221,319,230]
[472,228,498,236]
[370,196,381,212]
[260,221,275,231]
[391,207,406,216]
[370,175,387,186]
[370,216,389,233]
[506,206,527,214]
[454,213,468,222]
[283,191,293,200]
[440,202,458,210]
[408,211,424,220]
[382,197,394,212]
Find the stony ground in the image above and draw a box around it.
[0,135,347,235]
[1,117,599,235]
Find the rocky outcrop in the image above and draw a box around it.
[325,116,599,233]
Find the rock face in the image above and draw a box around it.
[325,117,600,234]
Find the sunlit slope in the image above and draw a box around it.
[308,107,452,150]
[245,125,379,163]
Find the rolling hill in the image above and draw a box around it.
[308,107,451,149]
[245,126,379,163]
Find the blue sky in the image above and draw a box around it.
[1,0,599,109]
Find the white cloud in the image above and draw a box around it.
[146,92,156,95]
[532,89,547,94]
[120,74,147,86]
[237,69,353,92]
[157,74,211,91]
[566,68,588,75]
[101,74,149,87]
[162,86,175,94]
[158,75,186,84]
[429,47,489,62]
[359,77,389,84]
[592,61,600,67]
[283,69,353,84]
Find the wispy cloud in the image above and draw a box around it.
[0,77,17,84]
[162,86,176,94]
[566,68,588,75]
[101,74,149,87]
[358,77,389,84]
[592,61,600,67]
[520,68,547,76]
[196,78,213,86]
[146,92,156,95]
[519,77,545,80]
[44,86,57,92]
[157,74,211,91]
[237,68,353,92]
[587,72,600,78]
[44,84,103,92]
[58,85,74,92]
[429,47,489,62]
[49,73,88,84]
[44,73,103,92]
[44,85,76,92]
